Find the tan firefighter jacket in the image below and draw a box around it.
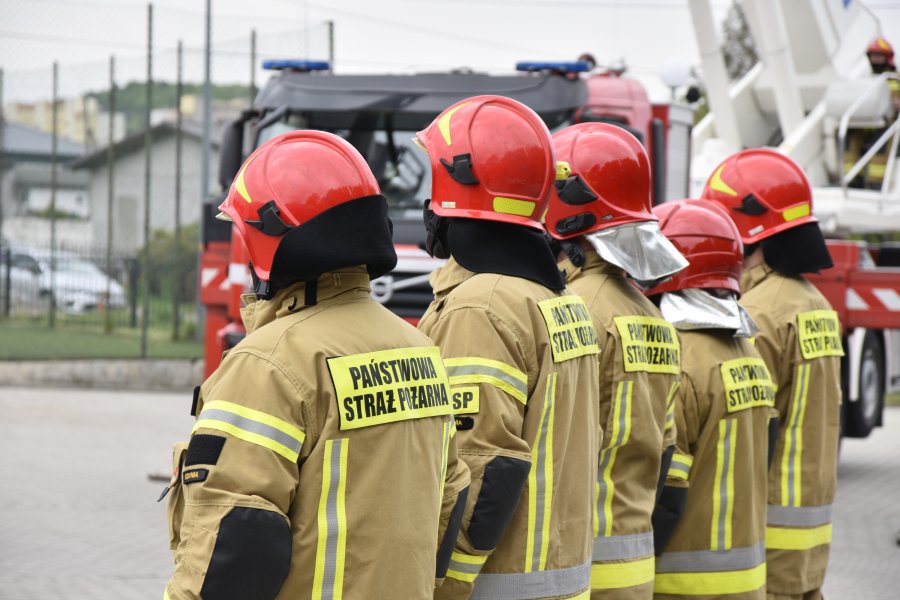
[562,252,680,600]
[420,258,601,600]
[740,262,843,595]
[163,267,470,600]
[655,329,775,600]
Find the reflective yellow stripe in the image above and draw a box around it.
[438,102,470,146]
[781,364,810,507]
[711,420,736,550]
[438,420,452,512]
[569,592,591,600]
[447,550,488,582]
[593,480,600,537]
[444,357,528,404]
[194,400,306,462]
[597,381,632,537]
[163,589,171,600]
[653,563,766,595]
[668,463,690,482]
[783,203,811,222]
[312,439,348,600]
[526,372,556,572]
[669,448,693,481]
[590,556,655,590]
[665,381,679,430]
[766,524,833,550]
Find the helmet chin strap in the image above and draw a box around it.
[249,262,276,300]
[423,200,451,259]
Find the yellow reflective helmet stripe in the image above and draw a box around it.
[709,164,738,197]
[493,196,536,218]
[525,372,557,573]
[444,357,528,404]
[590,556,655,590]
[781,363,810,506]
[312,439,349,600]
[782,203,811,222]
[766,523,832,550]
[654,563,766,595]
[193,400,305,462]
[233,153,258,204]
[438,101,471,146]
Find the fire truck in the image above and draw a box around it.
[201,0,900,439]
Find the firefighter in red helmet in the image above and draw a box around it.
[644,199,774,600]
[701,149,842,600]
[162,130,469,600]
[545,122,687,599]
[417,95,601,600]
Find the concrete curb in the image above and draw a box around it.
[0,359,204,391]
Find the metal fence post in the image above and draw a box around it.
[173,40,183,341]
[0,68,6,319]
[105,55,116,334]
[49,61,59,330]
[250,29,257,106]
[140,3,153,358]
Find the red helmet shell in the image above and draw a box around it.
[218,130,379,280]
[416,95,556,230]
[546,122,655,240]
[868,36,894,59]
[700,148,815,245]
[645,199,743,296]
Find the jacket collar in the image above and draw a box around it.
[428,257,478,302]
[562,249,624,285]
[739,261,775,296]
[241,267,372,334]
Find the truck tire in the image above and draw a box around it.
[844,331,884,438]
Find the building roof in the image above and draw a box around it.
[70,120,221,170]
[1,121,85,160]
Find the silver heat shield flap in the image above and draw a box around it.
[584,221,688,284]
[660,288,758,338]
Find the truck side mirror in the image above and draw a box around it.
[219,118,246,191]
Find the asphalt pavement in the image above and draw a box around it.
[0,386,897,599]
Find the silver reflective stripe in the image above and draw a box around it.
[596,382,631,536]
[767,504,833,527]
[529,374,556,571]
[320,439,346,600]
[656,542,765,574]
[446,365,528,398]
[470,561,591,600]
[716,419,735,551]
[448,558,484,576]
[592,531,655,561]
[198,408,303,455]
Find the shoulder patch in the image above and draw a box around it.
[538,295,600,363]
[613,316,681,375]
[451,386,480,415]
[720,357,776,413]
[327,346,453,431]
[796,310,844,359]
[182,468,209,485]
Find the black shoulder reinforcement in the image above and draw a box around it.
[185,434,226,467]
[652,486,689,556]
[768,416,781,470]
[436,486,470,578]
[657,445,675,503]
[200,507,292,600]
[467,456,531,550]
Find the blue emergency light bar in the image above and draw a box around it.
[262,59,331,72]
[516,61,592,73]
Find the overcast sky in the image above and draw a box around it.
[2,0,900,103]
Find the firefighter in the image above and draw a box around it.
[645,199,776,600]
[544,122,688,599]
[701,149,843,600]
[416,95,601,600]
[162,130,470,600]
[846,36,900,188]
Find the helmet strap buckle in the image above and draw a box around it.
[246,200,294,236]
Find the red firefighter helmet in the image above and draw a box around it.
[645,199,743,296]
[867,37,895,68]
[546,122,655,240]
[217,130,381,282]
[415,95,556,230]
[699,148,815,245]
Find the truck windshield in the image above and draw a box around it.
[258,115,431,217]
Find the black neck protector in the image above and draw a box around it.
[254,195,397,301]
[440,217,566,291]
[759,222,833,275]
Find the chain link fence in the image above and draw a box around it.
[0,2,331,359]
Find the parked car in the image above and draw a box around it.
[0,244,127,314]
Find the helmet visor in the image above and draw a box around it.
[584,220,688,284]
[660,288,758,337]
